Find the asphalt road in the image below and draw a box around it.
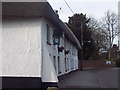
[59,68,119,89]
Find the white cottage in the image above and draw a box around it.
[1,2,81,88]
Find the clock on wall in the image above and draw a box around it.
[54,38,59,43]
[53,37,60,45]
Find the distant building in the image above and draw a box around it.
[118,1,120,51]
[1,2,81,88]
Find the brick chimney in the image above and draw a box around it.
[54,10,59,17]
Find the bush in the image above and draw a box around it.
[111,58,120,67]
[88,56,98,60]
[116,61,120,67]
[112,58,120,61]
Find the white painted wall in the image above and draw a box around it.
[40,18,58,82]
[42,18,78,76]
[40,18,78,77]
[2,17,42,77]
[1,16,79,81]
[41,44,58,82]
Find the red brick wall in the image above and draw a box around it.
[78,60,116,69]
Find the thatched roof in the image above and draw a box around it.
[2,2,81,50]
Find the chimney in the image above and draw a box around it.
[54,10,59,17]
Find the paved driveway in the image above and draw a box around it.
[59,68,119,89]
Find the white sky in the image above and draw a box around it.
[48,0,119,44]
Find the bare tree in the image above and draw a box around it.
[101,11,118,60]
[88,17,108,53]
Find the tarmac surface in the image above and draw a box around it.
[58,68,119,89]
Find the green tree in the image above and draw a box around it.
[67,13,98,60]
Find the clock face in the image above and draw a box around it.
[55,38,59,43]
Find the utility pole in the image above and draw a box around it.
[79,18,90,71]
[80,22,83,70]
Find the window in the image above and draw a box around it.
[53,56,56,71]
[65,58,67,72]
[71,59,74,70]
[46,24,50,44]
[67,58,69,71]
[58,56,61,74]
[75,60,77,69]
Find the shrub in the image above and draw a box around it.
[112,58,120,61]
[111,58,120,67]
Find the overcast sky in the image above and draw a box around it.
[48,0,119,44]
